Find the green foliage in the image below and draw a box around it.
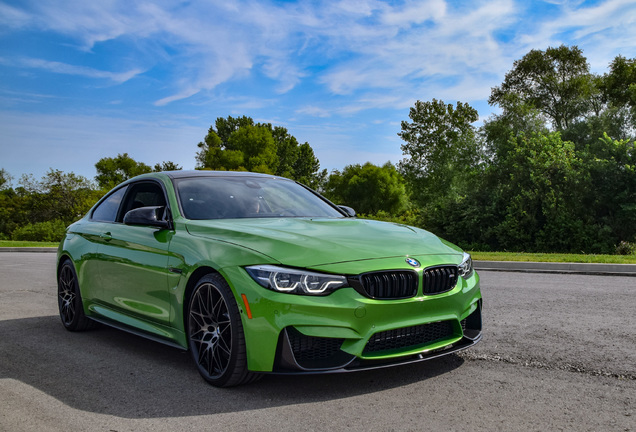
[197,123,277,173]
[0,168,11,190]
[405,47,636,254]
[489,45,595,130]
[423,128,635,254]
[19,169,100,225]
[95,153,153,189]
[601,56,636,109]
[0,187,28,238]
[482,100,549,159]
[398,99,480,209]
[12,219,68,242]
[615,241,636,255]
[0,168,101,240]
[154,161,182,172]
[293,143,327,190]
[487,132,582,251]
[324,162,409,215]
[358,209,420,227]
[576,134,636,249]
[196,115,325,186]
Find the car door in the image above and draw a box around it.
[76,185,130,305]
[95,180,174,325]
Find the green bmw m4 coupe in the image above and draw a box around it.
[57,170,482,387]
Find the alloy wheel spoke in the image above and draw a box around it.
[189,282,232,379]
[58,267,77,325]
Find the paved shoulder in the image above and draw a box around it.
[475,260,636,276]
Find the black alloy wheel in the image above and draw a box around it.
[57,260,93,331]
[187,273,260,387]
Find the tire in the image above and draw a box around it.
[187,273,260,387]
[57,260,94,331]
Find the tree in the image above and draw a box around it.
[0,168,11,190]
[577,133,636,249]
[197,123,278,174]
[601,55,636,108]
[153,161,182,172]
[211,115,255,144]
[95,153,152,189]
[489,45,595,131]
[195,116,256,171]
[19,169,100,225]
[398,99,480,208]
[597,55,636,136]
[482,100,549,162]
[269,125,299,179]
[196,115,325,185]
[0,186,25,239]
[409,46,636,253]
[324,162,409,215]
[486,132,584,251]
[293,143,327,189]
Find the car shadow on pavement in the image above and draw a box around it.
[0,315,465,419]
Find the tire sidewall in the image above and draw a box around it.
[187,273,245,387]
[58,260,85,331]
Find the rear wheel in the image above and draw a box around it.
[187,273,260,387]
[57,260,94,331]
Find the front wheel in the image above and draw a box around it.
[187,273,260,387]
[57,260,94,331]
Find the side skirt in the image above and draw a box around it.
[87,315,187,351]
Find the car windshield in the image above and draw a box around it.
[174,176,345,220]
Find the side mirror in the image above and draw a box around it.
[124,206,171,229]
[338,205,356,217]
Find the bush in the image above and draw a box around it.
[615,241,636,255]
[12,220,67,242]
[359,210,421,227]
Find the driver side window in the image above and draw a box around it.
[118,182,168,222]
[91,186,128,222]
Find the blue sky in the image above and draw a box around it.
[1,0,635,184]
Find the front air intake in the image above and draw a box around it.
[422,265,458,295]
[363,320,455,354]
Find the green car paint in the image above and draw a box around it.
[57,170,482,387]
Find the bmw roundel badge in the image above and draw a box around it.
[405,257,420,267]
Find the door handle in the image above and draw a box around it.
[100,232,112,241]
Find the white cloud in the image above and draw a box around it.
[382,0,446,25]
[3,0,636,132]
[12,57,143,83]
[0,2,32,29]
[296,106,332,118]
[517,0,636,64]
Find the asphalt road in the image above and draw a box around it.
[1,252,634,431]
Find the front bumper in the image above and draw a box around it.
[273,301,482,374]
[221,263,482,373]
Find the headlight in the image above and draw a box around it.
[245,265,348,296]
[458,252,474,279]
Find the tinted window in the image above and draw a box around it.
[175,177,343,220]
[91,186,128,222]
[119,182,167,222]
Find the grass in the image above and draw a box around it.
[470,251,636,264]
[0,240,58,248]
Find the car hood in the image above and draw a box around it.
[185,217,462,268]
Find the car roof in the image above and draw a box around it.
[161,170,286,180]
